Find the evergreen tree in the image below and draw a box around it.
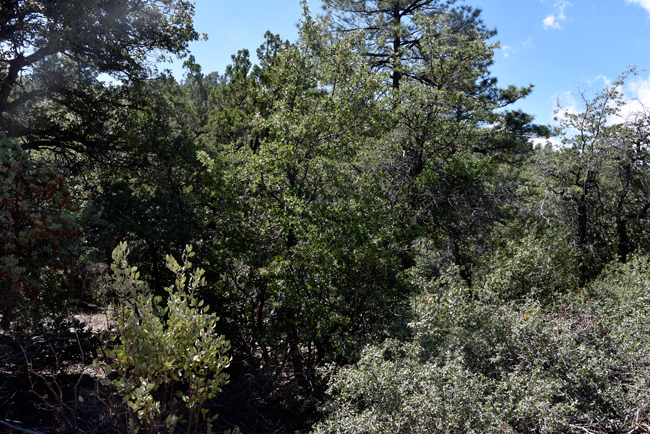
[322,0,493,88]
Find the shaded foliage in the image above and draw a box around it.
[0,136,82,329]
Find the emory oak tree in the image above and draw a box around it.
[0,0,200,165]
[534,70,650,282]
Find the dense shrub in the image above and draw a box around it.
[0,136,82,329]
[314,259,650,433]
[478,228,580,303]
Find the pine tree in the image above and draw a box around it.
[322,0,493,88]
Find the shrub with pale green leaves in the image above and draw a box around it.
[97,242,231,434]
[477,228,580,304]
[314,259,650,433]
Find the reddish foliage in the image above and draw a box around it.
[1,140,82,327]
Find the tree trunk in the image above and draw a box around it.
[391,2,402,89]
[616,218,631,263]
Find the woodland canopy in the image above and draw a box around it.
[1,1,650,433]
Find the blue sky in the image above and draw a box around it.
[163,0,650,132]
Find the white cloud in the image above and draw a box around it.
[543,1,571,29]
[587,75,613,88]
[543,15,561,29]
[553,90,581,122]
[502,45,515,57]
[530,137,563,151]
[500,38,534,58]
[625,0,650,15]
[619,75,650,121]
[522,37,535,49]
[553,74,650,129]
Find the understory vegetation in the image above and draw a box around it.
[2,0,650,433]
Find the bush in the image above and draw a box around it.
[0,136,82,330]
[478,228,580,303]
[98,242,231,434]
[314,260,650,433]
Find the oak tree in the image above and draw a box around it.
[0,0,200,165]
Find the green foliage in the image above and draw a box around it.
[205,31,289,152]
[315,261,650,433]
[196,7,412,378]
[323,0,495,89]
[82,70,216,294]
[368,9,541,283]
[0,0,200,166]
[315,341,502,434]
[533,69,650,282]
[0,136,82,329]
[99,242,231,433]
[478,227,580,303]
[5,1,648,433]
